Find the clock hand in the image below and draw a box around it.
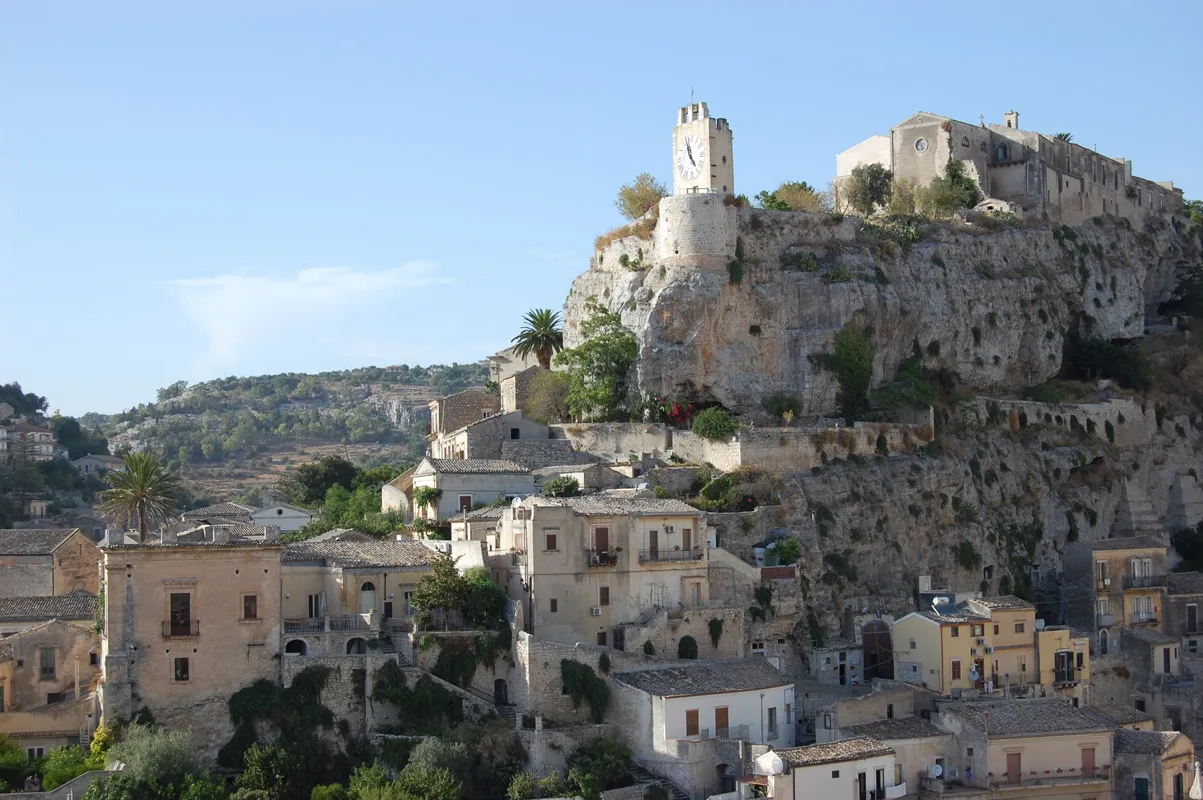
[686,142,695,166]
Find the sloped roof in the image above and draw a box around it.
[532,464,604,477]
[424,458,529,475]
[942,698,1110,737]
[776,738,894,768]
[1114,728,1184,755]
[843,717,949,741]
[182,502,259,519]
[454,506,507,521]
[974,595,1034,610]
[1080,704,1154,727]
[1168,571,1203,595]
[282,540,437,569]
[545,495,700,517]
[0,529,81,555]
[72,454,124,465]
[614,659,790,697]
[306,529,375,542]
[0,592,98,622]
[1080,536,1166,551]
[1124,626,1178,646]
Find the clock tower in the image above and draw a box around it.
[672,102,734,196]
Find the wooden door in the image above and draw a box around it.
[682,527,692,551]
[1164,647,1172,674]
[685,709,699,737]
[595,527,609,552]
[1188,604,1198,633]
[648,530,659,559]
[1006,753,1021,784]
[1080,747,1095,777]
[714,706,729,736]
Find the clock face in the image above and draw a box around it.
[676,133,705,180]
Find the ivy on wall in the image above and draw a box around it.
[561,660,609,724]
[218,664,334,768]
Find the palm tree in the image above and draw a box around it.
[97,452,181,539]
[1054,132,1074,143]
[511,309,564,370]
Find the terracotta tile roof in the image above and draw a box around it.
[0,529,81,555]
[942,698,1110,737]
[614,659,790,697]
[425,458,529,474]
[1168,571,1203,595]
[1114,728,1183,755]
[843,717,949,740]
[532,463,602,476]
[0,592,98,622]
[776,737,894,767]
[761,566,797,581]
[182,502,259,519]
[974,595,1034,610]
[540,495,700,517]
[454,506,507,521]
[306,529,375,542]
[282,540,437,569]
[1079,704,1154,727]
[1080,536,1166,551]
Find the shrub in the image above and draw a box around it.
[845,163,893,216]
[642,640,655,656]
[832,324,873,422]
[728,260,744,285]
[614,173,667,221]
[774,537,802,564]
[541,476,580,498]
[1061,334,1153,391]
[953,540,982,571]
[1021,384,1062,404]
[763,393,803,421]
[821,265,852,283]
[708,618,724,649]
[677,636,699,659]
[692,408,738,441]
[919,158,982,217]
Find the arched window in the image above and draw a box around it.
[347,638,367,655]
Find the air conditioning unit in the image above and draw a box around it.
[984,647,994,654]
[1104,578,1112,586]
[665,525,675,533]
[590,607,602,617]
[970,648,978,655]
[976,638,986,646]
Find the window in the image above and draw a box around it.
[1097,597,1109,615]
[39,647,55,681]
[751,641,765,655]
[1014,621,1026,634]
[887,704,894,719]
[510,428,520,440]
[823,713,832,730]
[914,138,929,153]
[950,626,960,638]
[971,625,983,637]
[243,595,259,620]
[1076,651,1085,669]
[544,531,558,551]
[961,136,970,148]
[173,657,190,682]
[308,593,324,618]
[831,770,839,779]
[0,684,4,712]
[169,592,192,635]
[549,598,558,613]
[909,639,915,649]
[785,704,793,724]
[599,587,610,607]
[1191,640,1199,653]
[993,624,999,635]
[1135,698,1147,712]
[1135,776,1150,800]
[596,631,607,647]
[1017,655,1027,672]
[458,495,472,513]
[685,709,699,736]
[89,652,99,666]
[967,747,974,757]
[951,660,962,680]
[27,747,45,759]
[1097,561,1109,584]
[767,707,778,739]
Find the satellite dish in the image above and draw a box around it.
[969,669,980,682]
[770,756,785,775]
[931,765,944,779]
[1035,619,1046,631]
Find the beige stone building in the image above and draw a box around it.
[492,494,710,647]
[836,110,1183,225]
[384,457,535,522]
[1164,571,1203,655]
[0,619,100,756]
[0,529,101,598]
[1113,728,1194,800]
[487,346,539,385]
[748,737,904,800]
[0,592,98,637]
[1064,537,1169,657]
[279,539,436,657]
[427,389,499,445]
[99,533,282,760]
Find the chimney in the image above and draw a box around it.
[105,528,124,547]
[161,527,177,545]
[212,526,231,544]
[264,525,280,543]
[1003,110,1019,129]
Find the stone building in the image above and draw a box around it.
[839,717,951,799]
[1063,537,1169,657]
[385,458,535,522]
[1164,571,1203,655]
[0,592,98,637]
[487,346,538,385]
[499,366,541,415]
[427,389,499,444]
[748,738,903,800]
[0,619,100,756]
[836,109,1184,225]
[492,494,711,648]
[1112,728,1194,800]
[279,539,436,657]
[0,529,101,598]
[98,533,282,761]
[429,410,552,463]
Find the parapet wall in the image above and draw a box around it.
[654,194,739,269]
[549,423,673,463]
[962,396,1152,448]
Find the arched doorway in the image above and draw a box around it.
[285,639,308,656]
[347,638,367,655]
[360,582,377,613]
[494,679,508,705]
[716,765,735,794]
[1099,630,1110,655]
[862,620,894,681]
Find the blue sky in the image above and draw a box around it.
[3,1,1199,416]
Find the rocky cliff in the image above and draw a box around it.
[566,198,1199,417]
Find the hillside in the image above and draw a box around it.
[85,362,488,501]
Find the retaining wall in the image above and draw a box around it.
[963,396,1152,448]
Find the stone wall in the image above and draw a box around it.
[671,431,741,471]
[646,465,705,497]
[617,606,746,660]
[282,654,369,738]
[963,396,1152,448]
[501,439,584,470]
[549,424,672,463]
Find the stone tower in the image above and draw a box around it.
[672,102,734,196]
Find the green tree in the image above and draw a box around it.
[541,477,580,498]
[691,408,738,441]
[41,745,99,790]
[157,381,189,402]
[0,734,30,791]
[510,309,564,371]
[554,299,638,421]
[51,416,109,460]
[524,370,572,424]
[231,744,302,800]
[278,455,360,506]
[412,487,443,519]
[614,173,667,220]
[97,453,181,538]
[773,537,801,564]
[104,725,198,794]
[0,382,48,416]
[845,163,893,216]
[919,158,982,217]
[832,323,874,422]
[1161,263,1203,318]
[1185,199,1203,225]
[677,635,698,659]
[181,774,232,800]
[755,181,826,213]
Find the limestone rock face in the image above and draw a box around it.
[564,204,1197,416]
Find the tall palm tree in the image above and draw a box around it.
[1054,132,1074,143]
[511,308,564,370]
[98,452,182,539]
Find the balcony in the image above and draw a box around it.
[1130,611,1159,624]
[988,766,1108,789]
[638,547,705,564]
[1123,574,1168,590]
[1183,622,1202,635]
[715,724,750,741]
[1097,613,1115,627]
[162,619,199,637]
[284,618,324,633]
[1054,668,1078,685]
[587,550,619,567]
[328,614,371,632]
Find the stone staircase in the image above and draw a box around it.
[1111,479,1166,541]
[629,762,690,800]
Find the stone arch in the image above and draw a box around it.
[347,637,367,655]
[862,620,894,681]
[285,639,308,656]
